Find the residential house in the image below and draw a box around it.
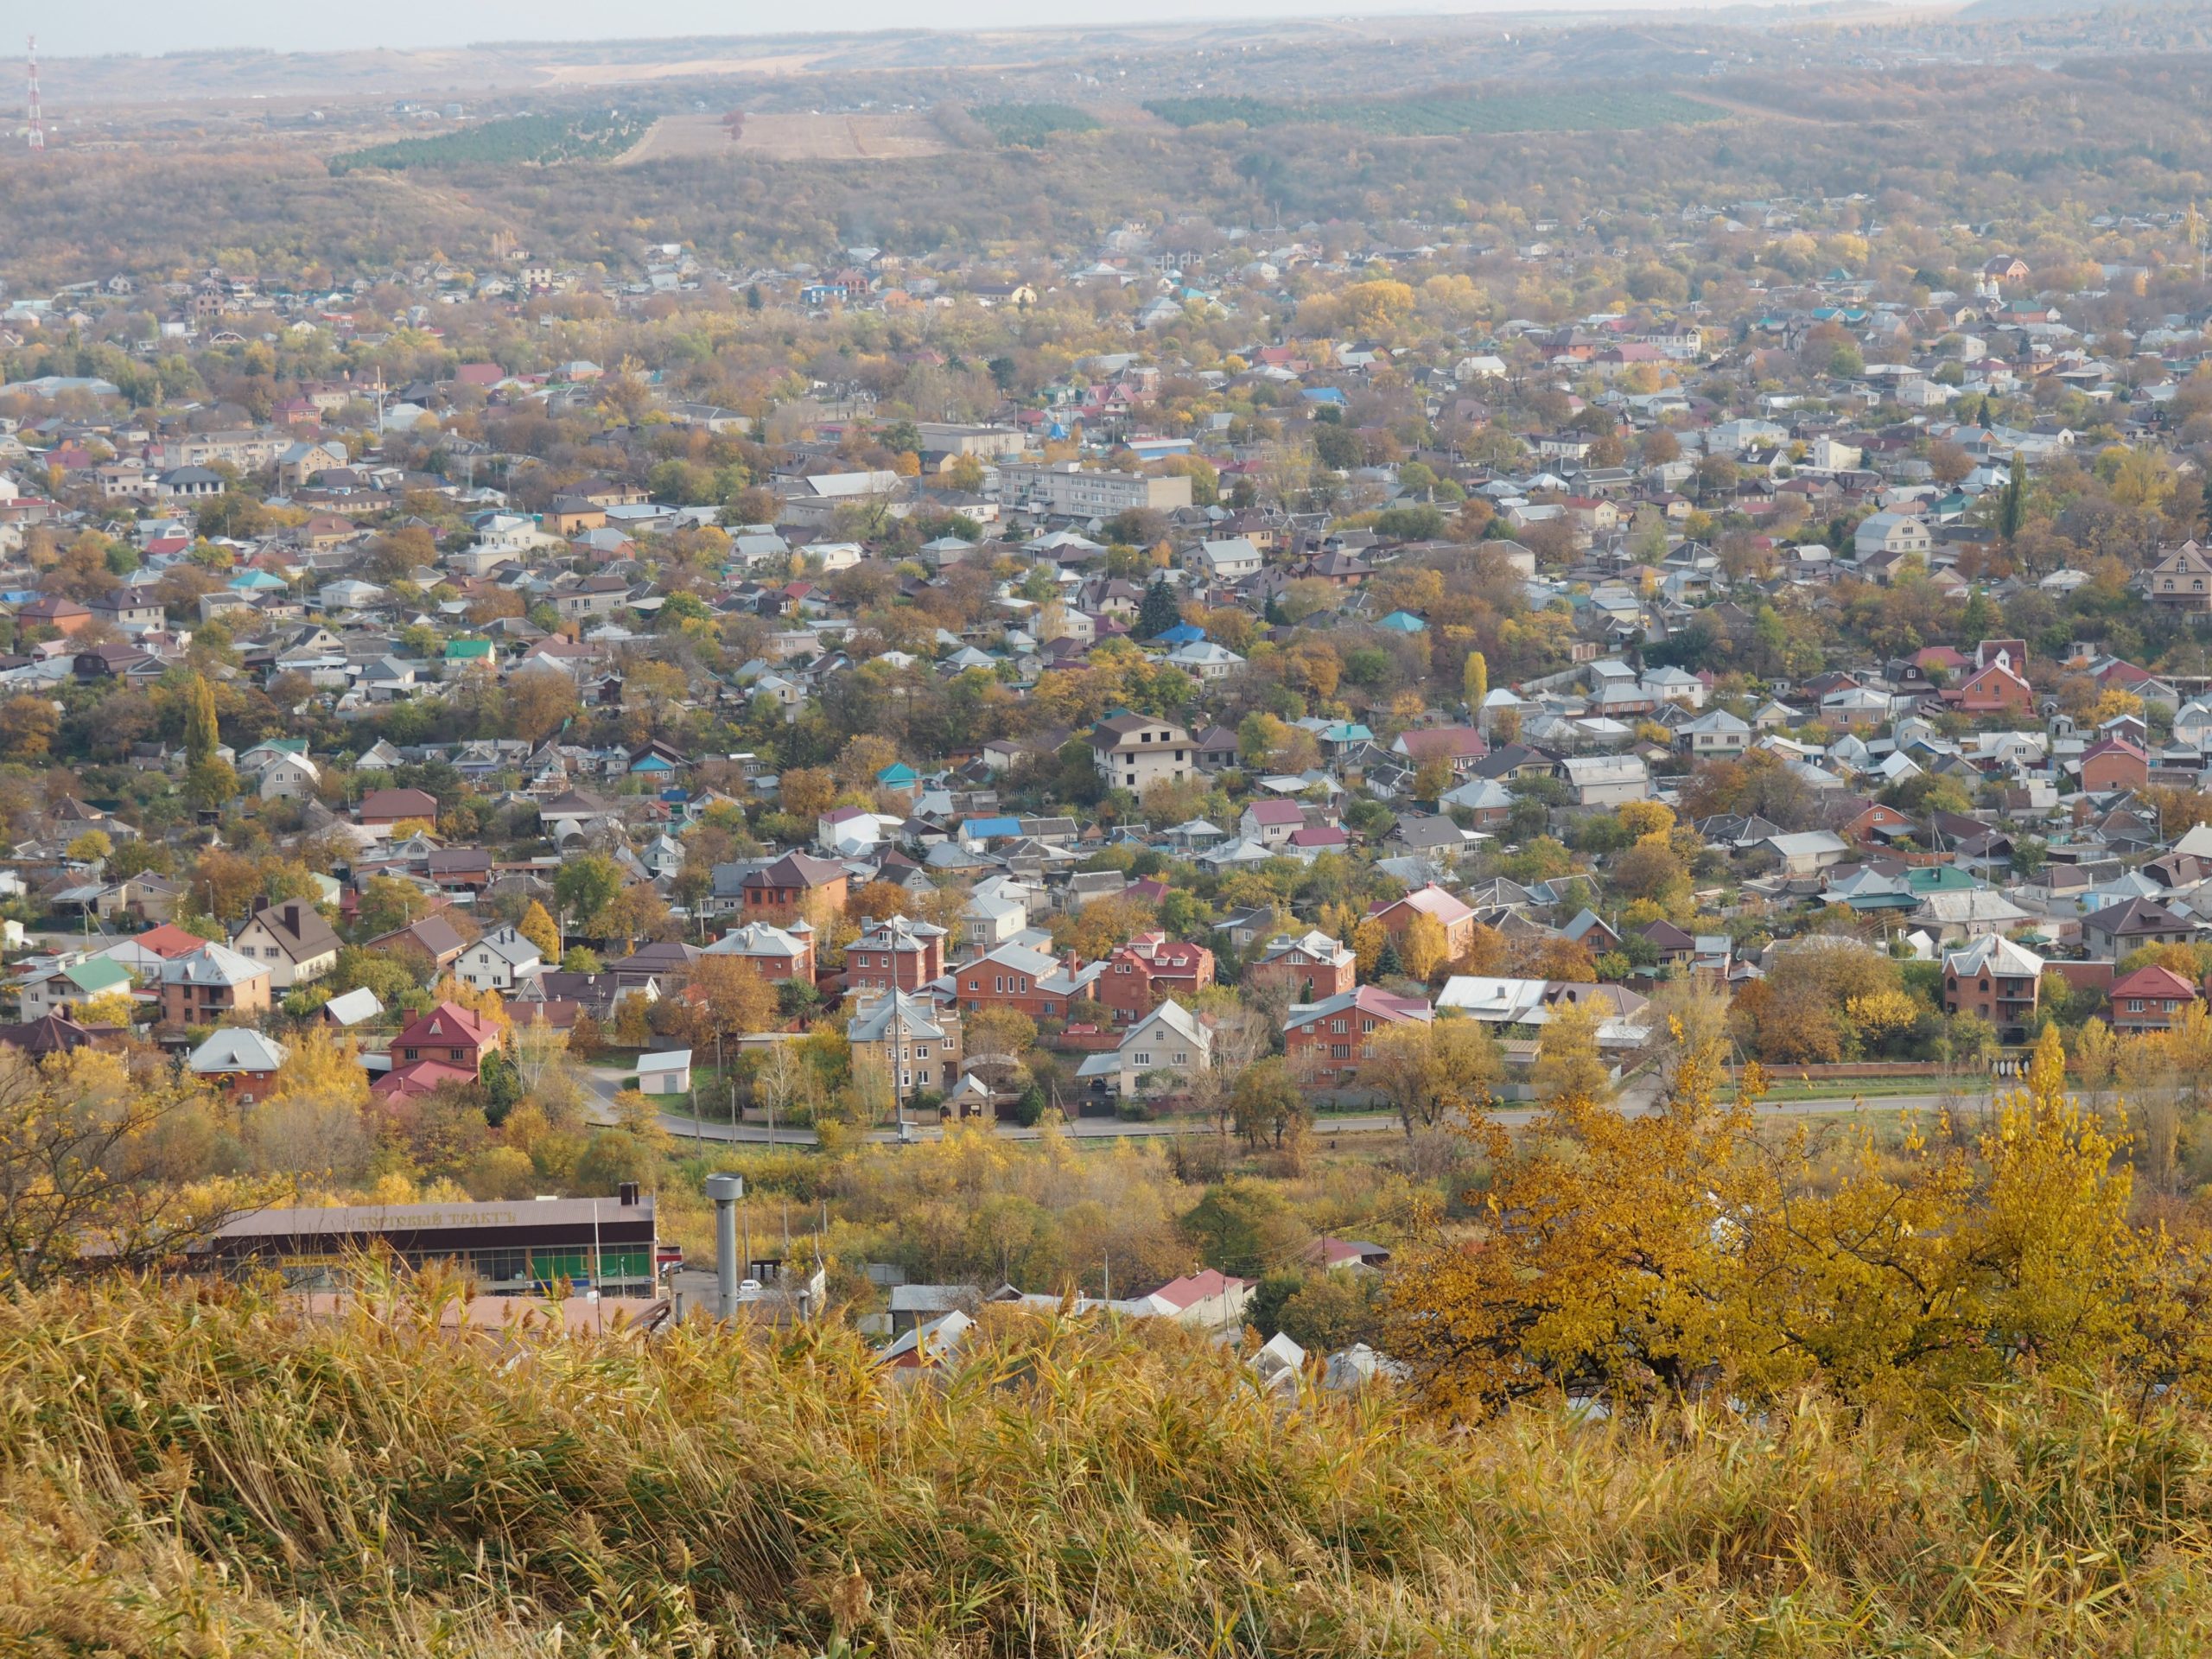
[846,914,949,995]
[1366,883,1476,961]
[359,787,441,828]
[374,1001,504,1099]
[1095,931,1216,1024]
[456,925,545,993]
[1941,934,2045,1043]
[1675,709,1751,757]
[187,1028,289,1105]
[2148,542,2212,615]
[738,851,848,925]
[1558,753,1651,806]
[2083,897,2199,957]
[702,920,816,983]
[847,991,963,1098]
[2109,963,2201,1034]
[1074,999,1211,1098]
[1283,986,1433,1084]
[230,899,340,989]
[954,944,1103,1020]
[1089,712,1194,794]
[367,913,470,976]
[2081,735,2150,792]
[158,942,272,1027]
[1244,931,1357,1001]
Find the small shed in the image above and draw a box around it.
[635,1048,693,1096]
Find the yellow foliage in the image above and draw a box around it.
[1385,1014,2209,1421]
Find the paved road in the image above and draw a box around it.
[581,1061,1979,1152]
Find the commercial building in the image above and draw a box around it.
[194,1190,661,1296]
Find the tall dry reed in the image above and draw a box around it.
[3,1274,2212,1656]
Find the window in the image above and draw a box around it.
[1134,1052,1151,1066]
[2129,999,2144,1013]
[915,1045,930,1059]
[451,1049,466,1062]
[995,976,1005,993]
[1173,1052,1188,1065]
[1330,1019,1348,1034]
[404,1047,418,1061]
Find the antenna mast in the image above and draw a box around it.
[25,35,42,151]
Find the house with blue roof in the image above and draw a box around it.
[877,761,920,789]
[1154,622,1207,646]
[1376,611,1428,633]
[957,816,1023,849]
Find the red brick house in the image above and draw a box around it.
[1283,986,1432,1084]
[2108,963,2200,1033]
[1944,654,2033,717]
[1244,931,1358,1002]
[738,852,848,924]
[1366,883,1476,962]
[16,595,92,636]
[1940,934,2044,1043]
[953,944,1103,1021]
[373,1001,505,1099]
[1095,931,1217,1024]
[2080,735,2149,793]
[846,914,948,995]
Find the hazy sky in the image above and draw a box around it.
[37,0,1847,59]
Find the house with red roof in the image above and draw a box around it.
[1129,1268,1254,1327]
[2081,735,2149,793]
[1237,798,1306,849]
[1095,931,1216,1024]
[1283,984,1433,1084]
[372,1001,504,1098]
[1943,652,2033,716]
[2109,964,2201,1034]
[1366,883,1476,961]
[1389,725,1489,779]
[132,922,210,959]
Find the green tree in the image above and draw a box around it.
[1999,451,2025,543]
[1136,579,1183,640]
[554,853,624,937]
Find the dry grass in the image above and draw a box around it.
[5,1274,2212,1656]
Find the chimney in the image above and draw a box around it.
[283,904,300,933]
[703,1173,744,1319]
[618,1180,640,1207]
[251,894,269,917]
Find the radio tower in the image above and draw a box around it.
[24,35,42,151]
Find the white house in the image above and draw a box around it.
[1186,537,1262,582]
[456,925,545,993]
[1163,640,1246,682]
[1853,511,1931,564]
[1074,999,1210,1099]
[256,752,321,802]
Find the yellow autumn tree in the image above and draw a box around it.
[1615,799,1675,842]
[1385,1018,2212,1421]
[1401,913,1452,982]
[1351,918,1389,981]
[516,900,562,962]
